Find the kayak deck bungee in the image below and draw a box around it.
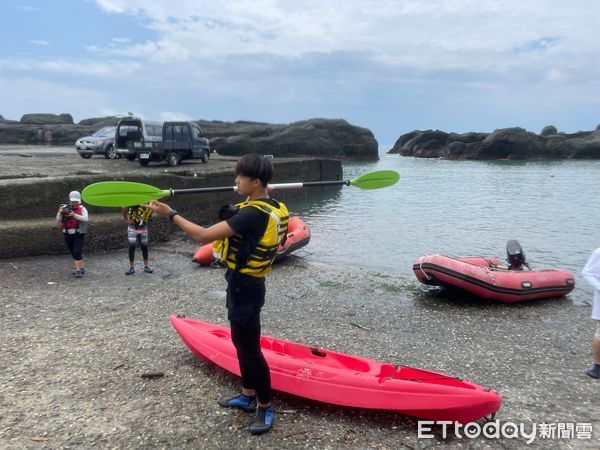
[413,254,575,303]
[170,316,502,423]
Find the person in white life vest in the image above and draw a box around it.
[56,190,88,278]
[582,247,600,378]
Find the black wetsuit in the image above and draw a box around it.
[225,201,276,404]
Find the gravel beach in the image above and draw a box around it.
[1,233,599,449]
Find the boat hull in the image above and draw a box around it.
[192,216,311,265]
[170,316,502,423]
[413,254,575,303]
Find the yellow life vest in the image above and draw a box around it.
[129,205,152,225]
[213,198,289,277]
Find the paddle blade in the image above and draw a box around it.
[82,181,171,207]
[349,170,400,190]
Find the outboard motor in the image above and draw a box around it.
[506,239,529,270]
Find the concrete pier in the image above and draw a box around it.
[0,146,342,258]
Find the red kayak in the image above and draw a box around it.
[169,315,502,423]
[192,216,311,265]
[413,254,575,303]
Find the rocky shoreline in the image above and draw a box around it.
[388,125,600,159]
[1,241,598,449]
[0,114,379,161]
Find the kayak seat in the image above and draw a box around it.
[271,341,287,355]
[261,339,290,357]
[378,364,398,383]
[331,354,371,372]
[209,330,229,339]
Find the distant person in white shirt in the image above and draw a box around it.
[582,248,600,378]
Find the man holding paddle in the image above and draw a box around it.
[146,153,288,435]
[81,162,399,435]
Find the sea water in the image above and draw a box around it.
[283,153,600,305]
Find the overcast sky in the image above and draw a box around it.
[1,0,600,145]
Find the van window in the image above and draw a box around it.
[149,125,162,137]
[118,125,139,136]
[94,126,116,138]
[164,124,173,141]
[174,125,183,142]
[192,126,202,140]
[181,124,191,142]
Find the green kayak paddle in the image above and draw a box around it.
[81,169,400,207]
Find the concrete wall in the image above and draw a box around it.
[0,158,341,258]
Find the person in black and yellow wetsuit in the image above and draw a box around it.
[146,153,288,436]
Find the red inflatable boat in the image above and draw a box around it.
[413,254,575,303]
[170,315,502,423]
[192,216,311,265]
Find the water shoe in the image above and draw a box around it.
[217,394,257,413]
[250,406,275,435]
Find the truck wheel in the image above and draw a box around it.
[168,152,180,167]
[126,154,136,161]
[105,144,118,159]
[201,150,209,163]
[139,159,150,166]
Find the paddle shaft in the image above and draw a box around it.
[81,170,398,207]
[171,179,351,195]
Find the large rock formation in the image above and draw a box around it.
[20,113,74,125]
[0,114,378,160]
[389,126,600,159]
[199,118,378,160]
[0,123,101,146]
[0,114,19,124]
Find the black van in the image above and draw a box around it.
[138,121,210,166]
[115,117,164,161]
